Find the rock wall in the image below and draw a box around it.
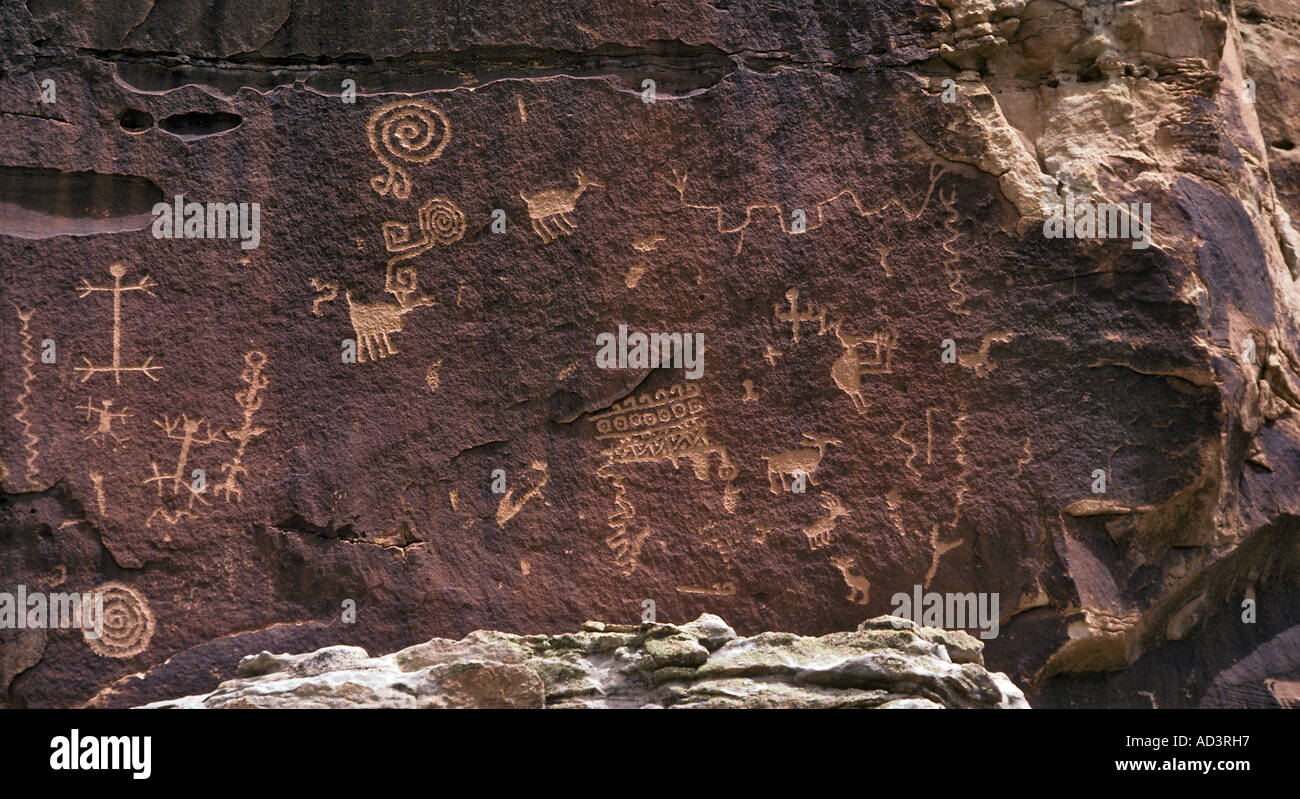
[1,0,1298,708]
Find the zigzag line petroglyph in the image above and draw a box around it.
[1013,436,1033,479]
[14,306,39,487]
[595,463,650,575]
[216,350,269,503]
[662,164,945,256]
[940,187,971,316]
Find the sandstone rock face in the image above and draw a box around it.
[138,614,1029,709]
[2,1,1299,709]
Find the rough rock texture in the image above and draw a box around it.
[2,1,1300,709]
[139,614,1029,709]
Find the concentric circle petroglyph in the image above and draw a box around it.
[83,582,155,659]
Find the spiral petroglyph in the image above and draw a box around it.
[367,99,451,199]
[83,582,155,659]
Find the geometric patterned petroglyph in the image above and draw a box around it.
[662,163,945,257]
[83,581,155,659]
[74,262,162,384]
[382,196,466,265]
[367,98,451,199]
[587,383,736,575]
[215,350,269,503]
[775,288,826,344]
[520,171,603,243]
[940,186,973,316]
[588,382,736,482]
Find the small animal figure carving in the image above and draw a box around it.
[520,170,603,242]
[830,555,870,605]
[762,434,840,493]
[802,491,850,549]
[346,291,433,362]
[829,328,895,414]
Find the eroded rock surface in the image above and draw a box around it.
[2,0,1299,709]
[139,614,1029,709]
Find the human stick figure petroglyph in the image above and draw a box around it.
[74,262,162,384]
[368,98,451,199]
[520,171,603,242]
[215,350,269,503]
[79,397,132,448]
[762,434,840,493]
[143,415,224,526]
[662,163,946,256]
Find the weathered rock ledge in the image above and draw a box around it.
[140,614,1028,709]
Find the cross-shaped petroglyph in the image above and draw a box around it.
[74,262,162,384]
[79,397,132,448]
[775,288,826,344]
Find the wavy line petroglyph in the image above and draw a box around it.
[368,98,451,199]
[14,305,39,486]
[940,187,972,316]
[309,277,338,316]
[662,164,945,256]
[74,262,162,384]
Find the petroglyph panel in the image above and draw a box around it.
[1,27,1257,712]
